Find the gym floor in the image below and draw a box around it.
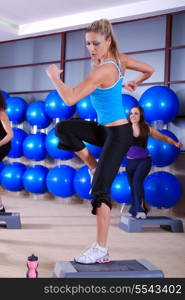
[0,191,185,278]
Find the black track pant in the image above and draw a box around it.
[55,118,133,215]
[126,157,152,216]
[0,142,11,161]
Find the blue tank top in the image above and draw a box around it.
[90,59,126,125]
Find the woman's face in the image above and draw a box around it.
[129,107,141,124]
[85,32,111,61]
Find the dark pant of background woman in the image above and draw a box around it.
[126,157,152,216]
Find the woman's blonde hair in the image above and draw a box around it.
[86,19,120,64]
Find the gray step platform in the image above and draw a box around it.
[53,259,164,278]
[119,216,184,233]
[0,213,21,229]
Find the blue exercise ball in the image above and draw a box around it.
[1,90,9,99]
[110,171,131,204]
[77,95,97,120]
[122,94,138,118]
[139,86,179,123]
[1,162,26,191]
[8,128,28,158]
[23,165,48,194]
[45,128,74,160]
[45,90,76,119]
[5,97,27,124]
[73,166,92,200]
[144,171,182,208]
[26,100,51,129]
[47,165,76,197]
[147,129,180,167]
[84,142,102,159]
[23,132,47,161]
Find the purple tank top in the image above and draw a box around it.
[127,146,150,159]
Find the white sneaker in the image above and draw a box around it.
[127,213,133,217]
[74,243,110,264]
[136,212,147,219]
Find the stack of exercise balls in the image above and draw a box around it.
[0,86,182,211]
[1,89,77,197]
[139,85,182,209]
[2,94,28,192]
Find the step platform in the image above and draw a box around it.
[119,216,184,233]
[0,212,21,229]
[53,259,164,278]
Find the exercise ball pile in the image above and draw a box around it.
[0,86,182,210]
[1,89,79,197]
[139,86,182,208]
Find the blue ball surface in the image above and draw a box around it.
[47,165,76,197]
[144,171,182,208]
[139,86,179,123]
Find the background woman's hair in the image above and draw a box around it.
[0,92,6,110]
[86,19,120,64]
[129,106,150,137]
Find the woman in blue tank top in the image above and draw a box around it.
[46,19,154,264]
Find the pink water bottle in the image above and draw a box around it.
[27,254,38,278]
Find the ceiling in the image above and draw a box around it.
[0,0,185,42]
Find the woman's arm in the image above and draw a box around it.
[0,110,13,147]
[149,127,183,148]
[119,53,155,92]
[46,63,107,106]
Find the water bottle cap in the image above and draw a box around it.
[27,254,38,261]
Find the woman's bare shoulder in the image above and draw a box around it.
[0,109,8,119]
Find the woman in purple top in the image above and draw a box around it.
[126,106,183,219]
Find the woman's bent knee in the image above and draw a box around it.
[55,120,69,138]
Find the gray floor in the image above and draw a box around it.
[0,191,185,278]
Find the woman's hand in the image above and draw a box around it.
[46,64,63,79]
[124,81,138,92]
[174,141,183,148]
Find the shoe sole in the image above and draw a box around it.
[97,257,110,264]
[74,255,110,264]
